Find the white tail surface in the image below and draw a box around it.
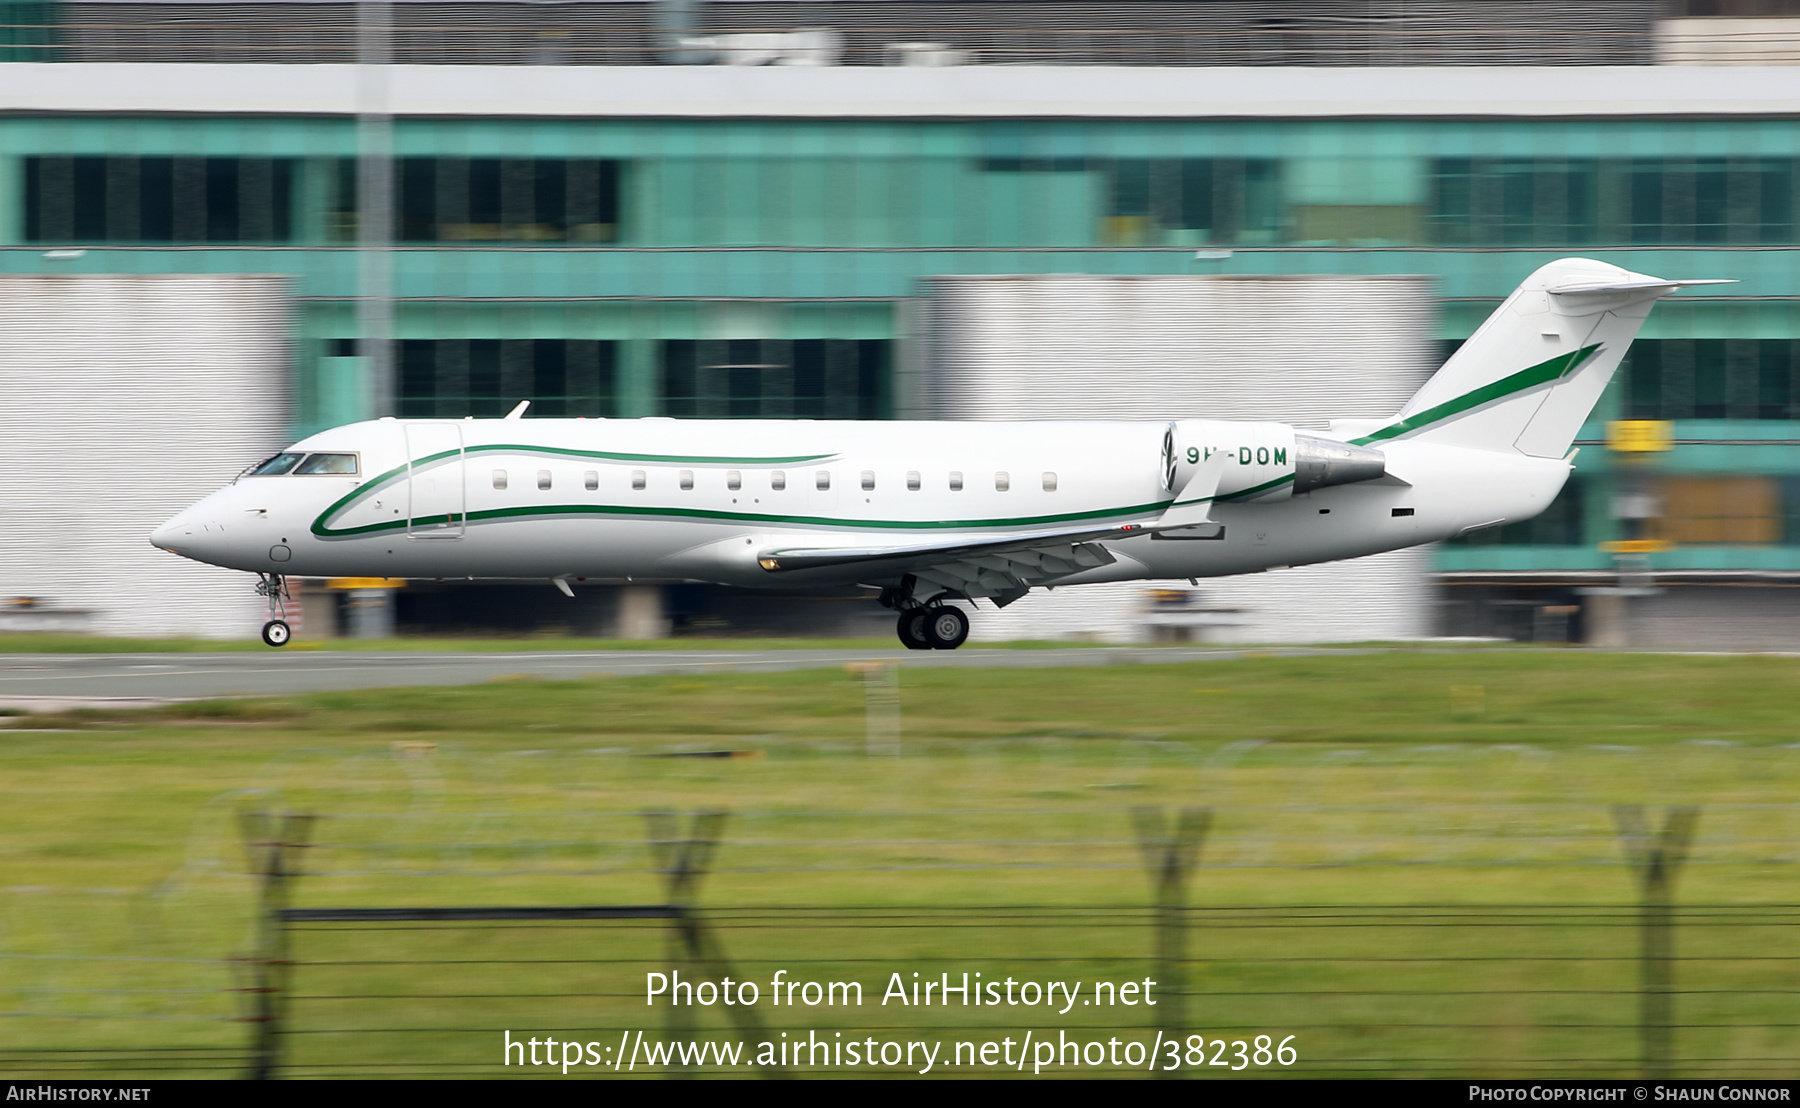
[1351,258,1729,457]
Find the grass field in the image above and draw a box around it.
[3,650,1798,1078]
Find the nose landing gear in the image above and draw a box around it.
[256,572,292,648]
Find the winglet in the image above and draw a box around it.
[505,400,531,420]
[1157,448,1229,529]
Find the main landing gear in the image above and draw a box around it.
[894,604,970,651]
[256,572,291,648]
[880,578,973,650]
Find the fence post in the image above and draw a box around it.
[1132,806,1210,1077]
[239,809,314,1081]
[845,661,901,757]
[1613,804,1698,1080]
[644,810,783,1077]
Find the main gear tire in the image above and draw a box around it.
[896,610,933,650]
[924,605,970,650]
[261,619,292,648]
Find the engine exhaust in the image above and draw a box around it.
[1293,434,1386,494]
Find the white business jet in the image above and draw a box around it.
[152,258,1723,649]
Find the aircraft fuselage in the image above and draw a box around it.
[152,415,1567,588]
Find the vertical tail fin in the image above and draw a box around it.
[1352,258,1729,457]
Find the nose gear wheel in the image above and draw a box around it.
[256,573,292,648]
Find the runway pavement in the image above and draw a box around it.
[0,644,1342,706]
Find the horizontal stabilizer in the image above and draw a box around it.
[1549,276,1735,296]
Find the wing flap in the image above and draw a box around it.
[757,521,1145,600]
[755,521,1149,574]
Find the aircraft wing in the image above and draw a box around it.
[755,521,1155,606]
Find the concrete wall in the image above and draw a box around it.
[1608,584,1800,652]
[1657,19,1800,66]
[0,274,290,638]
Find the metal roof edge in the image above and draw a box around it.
[4,63,1800,119]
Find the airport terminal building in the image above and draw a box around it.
[2,0,1798,645]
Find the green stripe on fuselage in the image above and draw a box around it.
[311,443,840,537]
[314,499,1173,539]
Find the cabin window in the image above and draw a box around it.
[537,469,552,491]
[584,470,598,491]
[994,471,1010,492]
[771,470,786,491]
[294,452,359,476]
[861,470,875,491]
[679,469,694,491]
[906,471,920,491]
[1042,472,1058,492]
[248,452,304,476]
[631,469,646,490]
[816,470,831,491]
[726,470,742,491]
[492,469,508,490]
[949,471,963,491]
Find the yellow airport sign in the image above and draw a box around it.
[1606,420,1674,452]
[325,577,408,590]
[1600,539,1672,554]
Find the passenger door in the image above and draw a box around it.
[405,422,466,539]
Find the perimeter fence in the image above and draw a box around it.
[4,791,1794,1080]
[266,902,1799,1079]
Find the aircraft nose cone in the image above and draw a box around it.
[150,512,199,553]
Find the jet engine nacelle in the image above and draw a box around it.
[1162,420,1386,502]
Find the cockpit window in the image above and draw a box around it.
[294,453,360,476]
[248,452,305,476]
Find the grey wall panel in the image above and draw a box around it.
[0,275,291,639]
[921,273,1437,644]
[973,551,1434,646]
[922,274,1436,424]
[1622,585,1800,652]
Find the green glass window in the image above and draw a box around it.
[1428,157,1795,247]
[397,339,617,419]
[1092,158,1280,246]
[24,156,296,243]
[1620,339,1800,421]
[970,157,1279,247]
[660,339,888,419]
[1428,159,1598,246]
[331,158,621,243]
